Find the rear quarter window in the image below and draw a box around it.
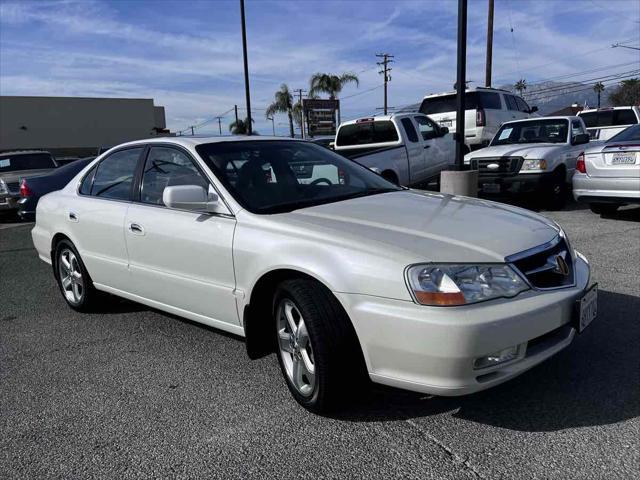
[336,121,399,146]
[479,92,502,109]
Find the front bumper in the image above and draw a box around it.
[573,173,640,203]
[477,172,555,195]
[336,254,590,396]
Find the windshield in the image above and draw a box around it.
[0,153,56,172]
[196,140,401,214]
[491,119,569,145]
[607,124,640,143]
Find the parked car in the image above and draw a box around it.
[464,116,591,209]
[577,106,640,141]
[333,113,454,185]
[573,123,640,214]
[309,136,335,149]
[17,157,94,221]
[31,137,596,412]
[0,151,58,215]
[420,87,538,152]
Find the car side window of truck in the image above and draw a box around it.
[400,118,419,143]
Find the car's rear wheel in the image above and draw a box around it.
[589,203,620,215]
[273,279,367,412]
[55,239,100,311]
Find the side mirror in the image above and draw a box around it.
[163,185,219,213]
[439,126,450,136]
[572,133,590,145]
[529,106,539,114]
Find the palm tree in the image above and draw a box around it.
[608,78,639,106]
[309,72,359,124]
[229,117,254,135]
[265,84,295,138]
[514,78,527,96]
[593,82,605,108]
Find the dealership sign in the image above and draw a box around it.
[303,99,339,137]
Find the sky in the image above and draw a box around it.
[1,0,639,136]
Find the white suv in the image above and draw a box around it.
[419,87,538,152]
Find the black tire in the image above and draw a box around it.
[545,169,567,211]
[381,170,399,185]
[589,203,620,215]
[54,239,101,312]
[273,278,367,413]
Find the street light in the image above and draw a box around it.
[266,116,275,136]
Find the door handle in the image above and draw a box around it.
[128,223,145,235]
[68,212,78,222]
[424,145,431,149]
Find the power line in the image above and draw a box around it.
[523,69,640,97]
[526,61,640,86]
[340,84,384,101]
[525,75,637,102]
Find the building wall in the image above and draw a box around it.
[0,96,170,157]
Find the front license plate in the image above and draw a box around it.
[482,183,501,194]
[611,152,636,165]
[576,283,598,333]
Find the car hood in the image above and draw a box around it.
[282,190,559,263]
[465,143,567,161]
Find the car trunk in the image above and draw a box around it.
[586,144,640,178]
[1,169,57,194]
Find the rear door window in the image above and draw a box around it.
[400,118,419,143]
[336,120,399,146]
[0,153,56,172]
[505,95,519,111]
[90,148,142,200]
[515,96,531,112]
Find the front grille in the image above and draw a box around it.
[508,236,575,289]
[470,156,523,176]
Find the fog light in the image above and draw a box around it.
[474,344,524,370]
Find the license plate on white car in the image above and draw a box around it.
[575,283,598,333]
[611,152,637,165]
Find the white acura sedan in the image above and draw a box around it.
[32,137,596,412]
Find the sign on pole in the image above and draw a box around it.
[303,99,339,137]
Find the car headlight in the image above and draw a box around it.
[406,264,529,306]
[0,179,7,195]
[520,159,547,171]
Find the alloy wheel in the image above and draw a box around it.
[276,298,316,397]
[58,248,84,305]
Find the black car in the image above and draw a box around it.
[17,157,93,221]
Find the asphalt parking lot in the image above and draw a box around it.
[1,201,639,479]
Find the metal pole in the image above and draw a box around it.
[298,89,305,139]
[234,104,239,124]
[191,126,195,136]
[240,0,252,135]
[454,0,467,170]
[217,117,222,135]
[485,0,494,87]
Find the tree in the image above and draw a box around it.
[309,72,359,124]
[514,78,527,96]
[593,82,605,108]
[608,78,640,106]
[229,117,254,135]
[265,84,295,138]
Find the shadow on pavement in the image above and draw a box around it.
[333,289,640,432]
[599,205,640,222]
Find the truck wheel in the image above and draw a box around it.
[589,203,620,215]
[273,278,367,413]
[545,170,567,211]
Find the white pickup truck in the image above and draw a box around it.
[333,113,455,186]
[464,116,593,209]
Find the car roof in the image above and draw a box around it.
[110,135,300,150]
[423,86,512,99]
[578,106,638,114]
[501,116,580,125]
[0,150,53,157]
[339,112,422,127]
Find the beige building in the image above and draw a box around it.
[0,96,171,157]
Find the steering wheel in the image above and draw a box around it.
[309,178,333,186]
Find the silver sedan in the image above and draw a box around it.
[573,124,640,214]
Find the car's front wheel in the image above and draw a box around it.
[273,279,367,412]
[55,239,100,312]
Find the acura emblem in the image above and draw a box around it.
[554,254,570,276]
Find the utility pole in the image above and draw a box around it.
[234,104,239,124]
[190,126,195,136]
[294,88,306,138]
[216,116,223,135]
[267,116,275,136]
[454,0,467,170]
[240,0,252,135]
[376,53,394,115]
[485,0,494,87]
